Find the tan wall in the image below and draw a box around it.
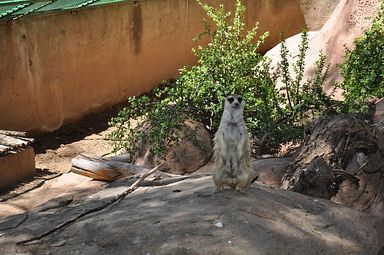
[0,0,305,133]
[0,147,35,192]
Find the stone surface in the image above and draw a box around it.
[1,176,384,255]
[0,172,106,220]
[300,0,341,30]
[252,157,291,187]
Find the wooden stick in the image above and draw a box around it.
[135,173,211,187]
[0,130,28,137]
[17,163,164,245]
[332,169,360,183]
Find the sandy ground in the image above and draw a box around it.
[0,106,119,220]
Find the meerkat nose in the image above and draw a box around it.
[234,102,240,107]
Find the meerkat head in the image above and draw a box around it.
[221,94,245,123]
[225,94,245,110]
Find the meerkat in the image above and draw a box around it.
[212,94,252,193]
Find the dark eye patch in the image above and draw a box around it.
[237,97,243,103]
[227,97,234,103]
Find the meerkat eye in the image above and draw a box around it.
[227,97,234,104]
[237,97,243,103]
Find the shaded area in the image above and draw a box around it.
[0,176,383,254]
[32,104,123,154]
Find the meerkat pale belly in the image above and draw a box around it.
[213,94,252,193]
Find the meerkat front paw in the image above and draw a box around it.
[235,185,247,193]
[215,186,224,193]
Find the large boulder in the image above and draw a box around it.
[266,0,380,96]
[135,119,212,175]
[251,157,291,187]
[2,176,384,254]
[300,0,341,30]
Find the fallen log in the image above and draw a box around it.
[71,154,149,181]
[281,112,384,215]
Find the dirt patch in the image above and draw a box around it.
[32,106,121,174]
[0,106,122,220]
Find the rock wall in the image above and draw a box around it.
[300,0,341,30]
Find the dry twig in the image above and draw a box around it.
[17,163,164,245]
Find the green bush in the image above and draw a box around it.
[109,0,334,159]
[340,0,384,111]
[272,31,336,143]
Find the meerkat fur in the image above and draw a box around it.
[212,94,252,193]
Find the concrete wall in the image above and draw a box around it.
[0,0,305,133]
